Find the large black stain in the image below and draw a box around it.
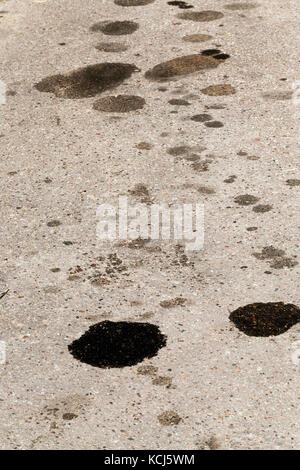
[34,63,138,99]
[229,302,300,337]
[68,321,167,368]
[114,0,155,5]
[168,1,194,9]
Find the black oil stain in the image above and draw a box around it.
[224,175,236,183]
[286,179,300,187]
[93,95,145,112]
[252,204,272,213]
[90,21,139,35]
[168,98,190,106]
[229,302,300,337]
[191,113,213,122]
[35,63,138,99]
[136,141,153,150]
[168,1,194,9]
[204,121,224,128]
[201,49,221,56]
[145,54,219,81]
[68,321,167,368]
[234,194,260,206]
[95,42,129,52]
[178,11,224,22]
[253,246,298,269]
[47,220,61,227]
[157,410,182,425]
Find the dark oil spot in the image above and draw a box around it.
[68,321,167,368]
[47,220,61,227]
[237,150,247,156]
[201,49,221,56]
[225,3,258,10]
[160,297,187,308]
[90,21,139,35]
[158,410,182,426]
[63,241,73,245]
[229,302,300,337]
[136,141,153,150]
[286,179,300,187]
[246,226,257,231]
[167,145,190,156]
[191,113,213,122]
[168,1,193,9]
[95,42,129,52]
[252,246,298,269]
[114,0,155,5]
[204,120,224,128]
[50,268,61,272]
[183,34,213,42]
[35,63,138,99]
[201,84,236,95]
[252,204,272,213]
[224,175,236,183]
[178,11,224,22]
[234,194,260,206]
[145,54,219,80]
[152,376,172,387]
[62,413,78,421]
[137,365,158,375]
[213,53,230,60]
[168,98,190,106]
[93,95,145,112]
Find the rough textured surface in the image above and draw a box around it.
[0,0,299,451]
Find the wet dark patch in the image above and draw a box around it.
[201,49,230,61]
[204,120,224,128]
[286,179,300,187]
[178,11,224,22]
[168,1,193,9]
[246,226,257,231]
[160,297,187,308]
[224,175,236,183]
[183,34,213,42]
[229,302,300,337]
[68,320,167,368]
[90,21,139,35]
[201,84,236,96]
[167,145,191,156]
[95,42,129,52]
[191,113,213,122]
[234,194,260,206]
[114,0,155,5]
[252,204,272,213]
[158,410,182,425]
[168,98,190,106]
[145,54,219,81]
[35,63,138,99]
[93,95,145,112]
[253,246,298,269]
[224,3,258,10]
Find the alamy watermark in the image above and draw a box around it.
[0,341,6,365]
[0,80,6,105]
[96,197,204,251]
[292,81,300,144]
